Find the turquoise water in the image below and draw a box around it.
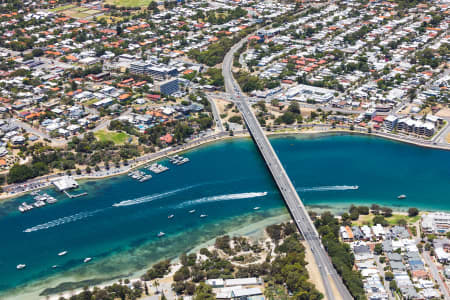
[0,133,449,299]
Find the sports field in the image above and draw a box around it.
[105,0,153,7]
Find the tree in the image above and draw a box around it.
[194,283,215,300]
[408,207,419,217]
[373,215,388,227]
[397,219,407,227]
[374,243,383,255]
[385,271,394,281]
[288,101,300,114]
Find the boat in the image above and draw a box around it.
[58,251,68,256]
[16,264,26,270]
[83,257,92,263]
[46,196,58,204]
[200,214,207,218]
[253,207,260,210]
[168,214,174,219]
[52,265,58,269]
[189,209,196,214]
[397,194,407,199]
[157,232,165,237]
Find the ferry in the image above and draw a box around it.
[168,214,174,219]
[200,214,207,218]
[58,251,68,256]
[83,257,92,263]
[16,264,26,270]
[157,232,165,237]
[397,194,407,199]
[253,207,260,210]
[189,209,196,214]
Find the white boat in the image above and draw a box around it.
[397,194,407,199]
[189,209,196,214]
[52,265,58,269]
[168,214,174,219]
[200,214,207,218]
[157,232,165,237]
[83,257,92,263]
[253,207,260,210]
[58,251,68,256]
[16,264,26,270]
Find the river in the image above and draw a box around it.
[0,133,449,299]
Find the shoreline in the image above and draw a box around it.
[0,127,448,204]
[3,211,291,300]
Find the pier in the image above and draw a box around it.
[63,191,88,199]
[222,37,353,300]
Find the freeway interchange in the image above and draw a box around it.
[222,36,353,300]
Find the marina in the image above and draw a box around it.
[18,193,58,213]
[168,155,190,166]
[147,163,169,174]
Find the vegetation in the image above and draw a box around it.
[94,130,130,145]
[314,212,367,299]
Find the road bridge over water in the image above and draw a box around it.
[222,37,353,300]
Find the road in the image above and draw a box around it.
[206,94,225,132]
[375,255,395,300]
[222,35,353,300]
[423,251,450,299]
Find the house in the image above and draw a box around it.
[160,133,173,144]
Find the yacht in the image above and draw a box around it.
[397,194,407,199]
[16,264,26,270]
[83,257,92,263]
[189,209,196,214]
[200,214,207,218]
[168,214,174,219]
[58,251,68,256]
[157,232,165,237]
[52,265,58,269]
[253,207,260,210]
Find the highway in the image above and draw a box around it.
[222,36,353,300]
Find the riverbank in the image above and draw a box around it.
[1,127,448,203]
[1,133,449,299]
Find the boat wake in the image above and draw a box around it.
[176,192,268,208]
[23,209,105,233]
[297,185,359,192]
[112,185,198,207]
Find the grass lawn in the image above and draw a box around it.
[63,7,99,19]
[97,15,124,24]
[95,130,130,145]
[105,0,153,7]
[49,4,76,12]
[352,213,421,226]
[386,214,420,225]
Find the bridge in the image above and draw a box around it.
[222,38,353,300]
